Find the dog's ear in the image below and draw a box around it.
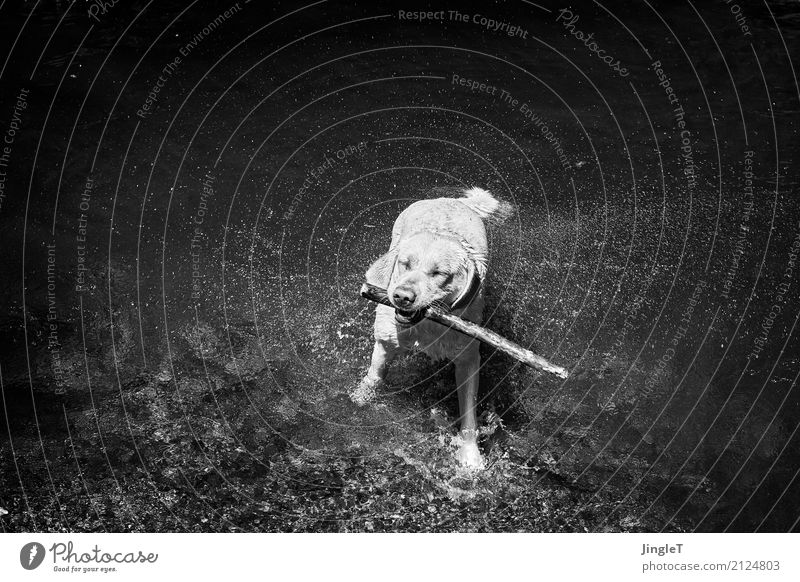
[365,249,398,288]
[451,258,479,308]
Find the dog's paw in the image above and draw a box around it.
[456,432,484,469]
[349,375,381,406]
[456,442,484,469]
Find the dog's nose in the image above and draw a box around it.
[392,287,416,308]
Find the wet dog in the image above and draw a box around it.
[352,187,511,468]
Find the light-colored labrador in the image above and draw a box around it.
[352,187,511,468]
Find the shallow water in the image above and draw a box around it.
[0,0,799,531]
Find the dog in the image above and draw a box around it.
[352,187,511,468]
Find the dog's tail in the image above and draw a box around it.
[459,187,514,224]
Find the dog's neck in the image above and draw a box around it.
[450,273,482,311]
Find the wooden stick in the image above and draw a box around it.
[360,283,569,379]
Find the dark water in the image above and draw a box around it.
[0,0,799,532]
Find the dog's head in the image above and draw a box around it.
[366,232,483,312]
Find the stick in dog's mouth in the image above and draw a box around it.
[360,282,570,379]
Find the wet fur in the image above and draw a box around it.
[353,187,510,468]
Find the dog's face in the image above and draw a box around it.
[367,232,476,312]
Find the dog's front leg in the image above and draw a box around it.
[350,339,398,405]
[454,342,483,468]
